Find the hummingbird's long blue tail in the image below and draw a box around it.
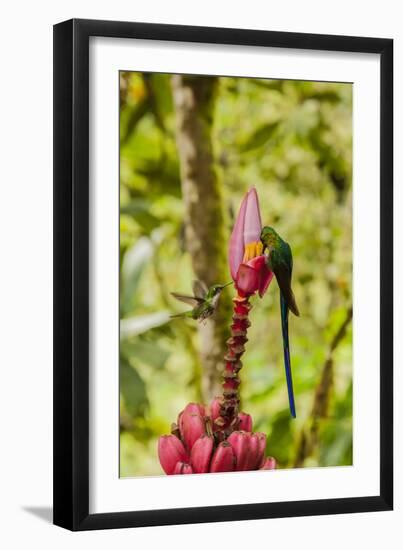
[280,294,296,418]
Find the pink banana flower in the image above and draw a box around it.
[260,456,277,470]
[238,412,253,432]
[229,187,273,297]
[190,435,214,473]
[210,441,235,472]
[227,430,267,471]
[179,403,207,451]
[158,399,276,475]
[174,461,193,474]
[158,435,188,475]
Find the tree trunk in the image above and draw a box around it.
[171,74,232,401]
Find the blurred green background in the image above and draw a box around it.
[119,72,353,477]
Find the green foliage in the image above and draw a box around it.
[119,71,353,476]
[263,410,294,466]
[120,357,149,418]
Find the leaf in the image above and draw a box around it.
[136,157,182,197]
[120,237,153,315]
[248,384,278,403]
[120,96,151,146]
[148,73,174,127]
[303,90,341,103]
[120,339,170,369]
[120,357,149,418]
[249,79,284,92]
[241,122,278,152]
[120,200,160,232]
[120,312,171,339]
[334,382,352,418]
[265,409,293,466]
[319,418,352,466]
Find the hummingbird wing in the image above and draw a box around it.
[170,292,202,307]
[192,280,208,299]
[273,265,300,317]
[272,243,300,317]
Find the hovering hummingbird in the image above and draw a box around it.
[260,226,300,418]
[171,280,232,323]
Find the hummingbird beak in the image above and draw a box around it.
[221,281,233,289]
[216,281,233,293]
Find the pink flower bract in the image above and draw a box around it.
[229,188,273,297]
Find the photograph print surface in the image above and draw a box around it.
[119,72,353,478]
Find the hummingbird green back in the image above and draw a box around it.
[260,227,299,316]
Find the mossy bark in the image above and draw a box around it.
[172,75,232,401]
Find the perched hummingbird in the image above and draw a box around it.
[260,226,300,418]
[171,280,232,323]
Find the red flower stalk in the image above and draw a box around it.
[217,188,274,429]
[158,399,276,475]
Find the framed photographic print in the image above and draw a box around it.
[53,19,393,530]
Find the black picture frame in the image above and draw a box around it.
[53,18,393,531]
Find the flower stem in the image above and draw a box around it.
[216,292,252,432]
